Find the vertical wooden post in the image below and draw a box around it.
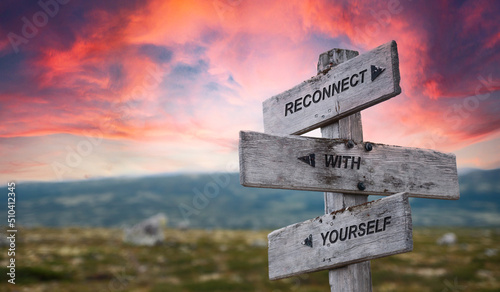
[317,48,372,292]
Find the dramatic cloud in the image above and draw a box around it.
[0,0,498,182]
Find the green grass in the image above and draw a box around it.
[1,227,499,291]
[3,266,73,284]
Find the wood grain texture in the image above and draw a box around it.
[239,131,459,200]
[323,113,366,215]
[316,47,371,291]
[321,112,371,292]
[317,48,359,74]
[268,192,413,280]
[262,40,401,136]
[329,262,372,292]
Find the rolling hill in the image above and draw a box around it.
[6,168,500,229]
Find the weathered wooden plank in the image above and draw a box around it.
[239,131,459,200]
[268,192,413,280]
[263,40,401,136]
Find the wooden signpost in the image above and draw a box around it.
[239,131,459,199]
[238,40,460,291]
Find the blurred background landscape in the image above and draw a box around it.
[5,168,499,229]
[1,168,499,291]
[1,227,499,291]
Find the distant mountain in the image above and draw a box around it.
[5,169,500,229]
[408,168,500,226]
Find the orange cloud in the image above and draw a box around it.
[0,0,498,182]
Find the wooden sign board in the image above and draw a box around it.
[268,192,412,280]
[263,40,401,135]
[239,131,459,200]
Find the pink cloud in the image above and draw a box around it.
[0,0,498,182]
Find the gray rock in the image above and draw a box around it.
[485,248,498,257]
[436,232,457,246]
[123,213,167,246]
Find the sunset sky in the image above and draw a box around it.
[1,0,499,183]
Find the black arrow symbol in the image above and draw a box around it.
[302,234,313,248]
[371,65,386,81]
[298,153,315,167]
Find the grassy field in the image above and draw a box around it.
[1,227,499,291]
